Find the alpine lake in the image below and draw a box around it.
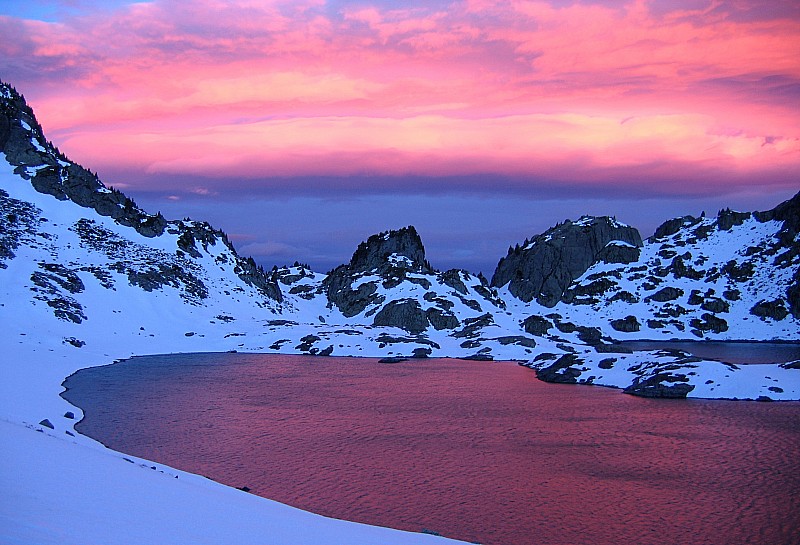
[62,343,800,545]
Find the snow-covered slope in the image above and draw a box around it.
[1,79,798,544]
[1,82,467,545]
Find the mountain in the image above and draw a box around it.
[2,76,798,545]
[491,215,643,306]
[1,79,798,398]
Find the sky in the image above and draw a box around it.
[1,0,798,274]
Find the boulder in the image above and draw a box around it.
[690,313,729,333]
[649,215,701,241]
[522,315,553,336]
[701,297,730,314]
[610,315,640,332]
[750,299,789,321]
[425,307,460,330]
[646,286,683,303]
[372,299,429,334]
[623,374,695,398]
[534,354,584,383]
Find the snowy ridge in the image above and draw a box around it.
[1,79,799,544]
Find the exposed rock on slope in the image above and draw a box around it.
[1,76,797,401]
[491,216,643,306]
[323,226,432,317]
[0,82,281,301]
[537,193,800,342]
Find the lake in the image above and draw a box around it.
[62,353,800,545]
[614,340,800,365]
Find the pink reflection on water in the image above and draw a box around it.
[65,354,800,545]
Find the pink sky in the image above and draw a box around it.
[2,0,798,195]
[1,1,799,272]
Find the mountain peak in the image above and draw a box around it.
[491,215,643,306]
[348,225,432,274]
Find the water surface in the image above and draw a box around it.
[615,340,800,364]
[63,353,800,545]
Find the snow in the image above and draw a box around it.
[1,419,457,545]
[605,239,635,248]
[2,141,799,545]
[388,253,414,267]
[0,161,468,545]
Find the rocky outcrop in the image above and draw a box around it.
[438,269,468,294]
[348,226,432,276]
[610,315,640,333]
[623,374,695,398]
[533,354,584,383]
[522,315,553,336]
[1,82,167,238]
[0,80,282,302]
[491,216,642,306]
[750,299,789,321]
[756,191,800,318]
[324,226,432,316]
[372,299,429,334]
[646,287,683,303]
[650,215,701,241]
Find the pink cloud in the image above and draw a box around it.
[1,0,797,197]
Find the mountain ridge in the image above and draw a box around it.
[1,78,798,404]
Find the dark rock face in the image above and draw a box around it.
[349,226,432,275]
[372,298,429,334]
[0,189,40,268]
[295,334,321,353]
[491,216,642,306]
[324,226,432,315]
[610,315,640,332]
[438,269,468,294]
[646,286,683,303]
[522,315,553,336]
[452,313,494,339]
[750,299,789,321]
[597,241,640,264]
[534,354,584,383]
[375,333,440,349]
[425,307,460,330]
[623,374,695,398]
[562,276,617,305]
[650,215,701,241]
[324,275,383,318]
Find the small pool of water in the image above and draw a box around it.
[614,341,800,364]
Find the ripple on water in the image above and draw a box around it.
[62,354,800,545]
